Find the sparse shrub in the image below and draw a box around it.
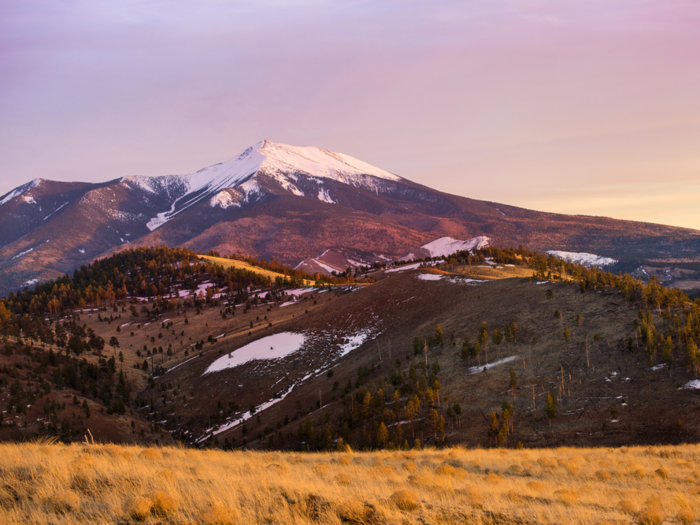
[48,490,80,513]
[633,468,646,479]
[335,473,351,486]
[435,464,455,476]
[337,500,378,524]
[338,455,352,466]
[638,505,666,525]
[267,463,289,473]
[537,457,557,469]
[507,490,525,502]
[509,463,523,474]
[554,489,579,504]
[313,464,329,476]
[678,508,694,525]
[619,499,639,515]
[198,503,238,525]
[595,470,612,481]
[139,448,160,461]
[301,494,330,521]
[127,497,153,522]
[655,468,669,479]
[463,484,484,508]
[526,481,545,493]
[402,461,417,472]
[390,489,419,511]
[485,472,502,484]
[149,490,177,516]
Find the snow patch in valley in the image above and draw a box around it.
[683,380,700,390]
[386,262,422,273]
[417,274,443,281]
[547,250,617,268]
[21,279,39,288]
[203,332,307,375]
[78,249,85,254]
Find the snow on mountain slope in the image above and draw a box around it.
[402,236,490,260]
[0,179,41,206]
[547,250,617,268]
[120,140,402,231]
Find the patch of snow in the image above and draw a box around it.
[468,355,519,375]
[650,363,665,371]
[317,187,336,204]
[43,201,69,220]
[209,190,241,209]
[417,274,443,281]
[21,278,39,288]
[447,277,486,285]
[338,331,371,357]
[12,248,34,260]
[310,258,337,273]
[165,354,199,374]
[203,332,307,375]
[386,262,421,273]
[0,178,40,206]
[78,249,85,254]
[683,380,700,390]
[22,195,36,204]
[403,236,490,261]
[547,250,617,268]
[199,383,296,440]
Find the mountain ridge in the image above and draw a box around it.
[1,139,699,297]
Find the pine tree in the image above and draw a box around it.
[509,367,517,399]
[662,336,673,372]
[545,392,558,427]
[478,322,489,363]
[489,412,499,445]
[685,339,699,375]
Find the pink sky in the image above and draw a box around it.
[1,0,699,229]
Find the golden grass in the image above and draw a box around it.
[1,442,699,524]
[198,255,317,285]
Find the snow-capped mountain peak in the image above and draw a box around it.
[132,140,402,231]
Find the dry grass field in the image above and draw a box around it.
[2,442,699,525]
[197,255,317,285]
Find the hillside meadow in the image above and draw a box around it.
[1,443,699,524]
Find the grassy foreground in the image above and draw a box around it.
[1,444,698,524]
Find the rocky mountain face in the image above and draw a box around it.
[1,139,699,296]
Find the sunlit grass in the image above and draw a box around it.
[1,442,699,524]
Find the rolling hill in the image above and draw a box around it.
[2,244,699,453]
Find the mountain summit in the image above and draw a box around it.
[118,140,402,231]
[1,140,699,296]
